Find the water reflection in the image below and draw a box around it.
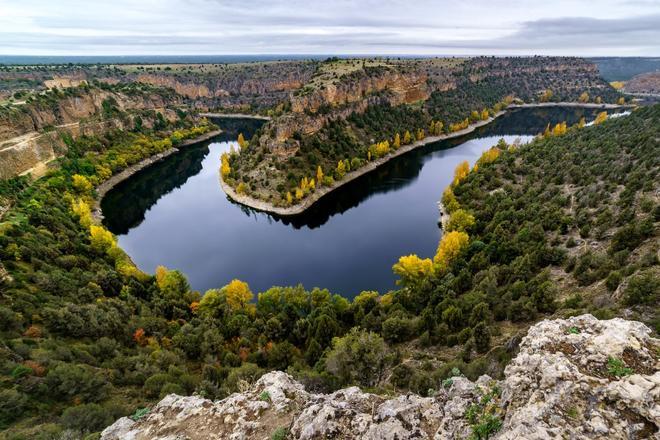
[101,108,618,296]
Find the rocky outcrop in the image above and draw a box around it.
[265,68,430,147]
[0,87,183,178]
[290,69,429,114]
[0,87,179,141]
[101,315,660,439]
[625,72,660,95]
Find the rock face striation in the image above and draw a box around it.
[101,315,660,440]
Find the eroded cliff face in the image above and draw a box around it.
[257,56,616,155]
[0,88,181,178]
[101,314,660,440]
[0,88,177,140]
[625,72,660,95]
[290,70,429,114]
[260,67,433,152]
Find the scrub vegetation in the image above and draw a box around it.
[0,87,656,440]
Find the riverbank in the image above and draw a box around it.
[93,129,222,221]
[509,102,634,109]
[220,111,507,216]
[200,112,271,120]
[220,101,632,216]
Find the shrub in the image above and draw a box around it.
[271,427,288,440]
[382,316,414,343]
[0,388,28,426]
[623,272,659,306]
[160,382,186,398]
[325,327,387,387]
[60,403,113,433]
[143,373,171,398]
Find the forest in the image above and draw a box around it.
[0,93,656,438]
[226,56,625,207]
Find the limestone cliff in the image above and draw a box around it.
[0,87,181,178]
[625,72,660,95]
[101,314,659,440]
[0,87,179,140]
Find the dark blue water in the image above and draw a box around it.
[102,107,613,297]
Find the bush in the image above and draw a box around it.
[143,373,171,398]
[45,363,109,403]
[624,272,659,306]
[0,388,28,427]
[605,271,622,291]
[382,317,413,343]
[325,327,387,387]
[160,382,186,398]
[390,364,413,388]
[472,322,491,354]
[60,403,113,433]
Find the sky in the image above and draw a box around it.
[0,0,659,56]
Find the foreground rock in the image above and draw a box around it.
[102,315,660,439]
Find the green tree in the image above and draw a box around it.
[325,327,387,387]
[472,321,491,353]
[446,209,475,232]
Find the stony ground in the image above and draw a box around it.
[101,314,660,440]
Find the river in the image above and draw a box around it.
[101,107,617,298]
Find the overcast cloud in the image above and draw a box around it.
[0,0,659,55]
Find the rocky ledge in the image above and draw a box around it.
[101,315,660,439]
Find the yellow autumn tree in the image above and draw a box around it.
[543,123,551,137]
[476,147,501,168]
[393,133,401,148]
[224,279,253,311]
[578,117,586,128]
[452,161,470,186]
[295,187,304,200]
[481,109,489,120]
[540,89,553,102]
[594,111,608,125]
[71,199,93,228]
[90,225,115,253]
[237,133,248,149]
[470,110,480,122]
[578,92,589,103]
[433,121,443,135]
[72,174,92,194]
[392,254,434,287]
[595,96,602,104]
[220,153,231,178]
[434,231,469,271]
[336,160,346,178]
[316,166,324,183]
[403,130,412,144]
[374,140,390,157]
[155,265,169,289]
[617,97,625,105]
[416,128,425,141]
[286,192,293,205]
[300,177,310,194]
[442,187,460,213]
[551,121,567,136]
